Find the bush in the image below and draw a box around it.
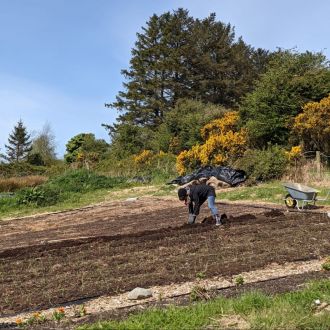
[235,146,288,182]
[322,257,330,271]
[16,186,60,206]
[96,152,177,183]
[44,160,67,177]
[46,169,126,193]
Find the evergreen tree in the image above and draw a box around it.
[3,120,32,163]
[108,9,194,127]
[105,9,269,156]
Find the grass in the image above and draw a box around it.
[1,178,329,220]
[220,181,330,206]
[78,279,330,330]
[0,184,177,219]
[0,175,47,192]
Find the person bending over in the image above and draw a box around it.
[178,184,223,226]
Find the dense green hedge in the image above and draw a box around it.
[235,146,289,182]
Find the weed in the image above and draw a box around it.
[235,275,245,286]
[15,312,47,327]
[321,257,330,271]
[196,272,205,280]
[52,307,65,321]
[74,304,88,318]
[190,285,210,302]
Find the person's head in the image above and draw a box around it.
[178,188,187,201]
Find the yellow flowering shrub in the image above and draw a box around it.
[176,145,203,175]
[133,149,154,166]
[176,111,248,175]
[201,111,239,140]
[293,94,330,153]
[285,146,302,161]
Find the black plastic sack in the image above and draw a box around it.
[168,165,246,187]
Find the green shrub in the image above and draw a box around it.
[96,153,177,183]
[46,169,126,193]
[235,146,288,182]
[44,160,67,177]
[16,186,60,206]
[322,257,330,271]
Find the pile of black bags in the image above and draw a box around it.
[168,165,246,187]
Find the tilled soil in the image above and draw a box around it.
[0,199,329,316]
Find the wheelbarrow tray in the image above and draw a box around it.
[283,182,319,201]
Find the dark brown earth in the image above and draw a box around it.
[0,199,329,317]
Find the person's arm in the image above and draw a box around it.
[192,193,201,215]
[188,199,194,214]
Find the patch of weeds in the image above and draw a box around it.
[15,312,47,328]
[190,285,210,302]
[196,272,205,280]
[52,307,66,322]
[74,305,88,318]
[16,186,60,206]
[235,275,245,286]
[321,257,330,271]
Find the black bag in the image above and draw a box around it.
[168,166,246,187]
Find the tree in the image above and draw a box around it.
[64,133,109,166]
[107,9,195,128]
[2,120,32,163]
[105,9,270,157]
[29,123,57,166]
[293,94,330,154]
[240,50,330,148]
[106,124,154,160]
[152,99,227,154]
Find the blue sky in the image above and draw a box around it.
[0,0,329,158]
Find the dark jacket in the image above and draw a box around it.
[188,184,216,215]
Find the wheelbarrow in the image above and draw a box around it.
[283,182,330,211]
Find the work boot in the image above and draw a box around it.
[188,214,197,224]
[214,214,222,226]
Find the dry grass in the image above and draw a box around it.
[0,175,48,192]
[284,161,330,186]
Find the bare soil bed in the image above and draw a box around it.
[0,198,329,316]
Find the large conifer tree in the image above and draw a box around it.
[105,9,270,156]
[3,120,32,163]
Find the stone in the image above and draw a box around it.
[125,197,139,202]
[127,287,153,300]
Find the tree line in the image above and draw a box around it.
[1,9,329,179]
[104,8,330,168]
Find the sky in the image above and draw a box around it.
[0,0,329,158]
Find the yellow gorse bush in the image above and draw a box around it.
[293,94,330,153]
[201,111,239,139]
[285,145,302,161]
[133,149,154,165]
[176,111,248,175]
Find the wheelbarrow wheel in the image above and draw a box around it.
[285,194,297,209]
